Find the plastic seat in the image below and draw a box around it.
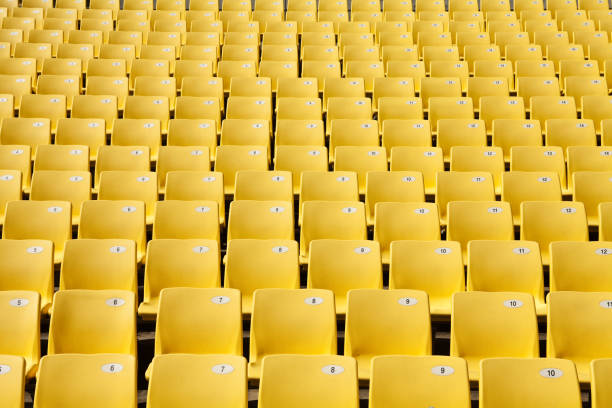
[381,119,431,154]
[275,119,325,146]
[166,119,217,158]
[510,146,568,193]
[565,77,608,111]
[333,146,387,194]
[428,97,474,134]
[479,358,581,408]
[0,290,40,378]
[0,354,25,408]
[220,118,265,149]
[214,146,268,194]
[274,146,329,194]
[36,75,78,110]
[308,240,382,315]
[466,77,509,110]
[33,145,89,172]
[582,95,612,135]
[298,171,359,224]
[491,120,541,161]
[600,202,612,240]
[369,355,470,408]
[0,169,20,223]
[547,44,584,73]
[573,171,612,226]
[501,172,562,225]
[300,201,367,262]
[377,97,423,134]
[234,170,292,203]
[258,354,357,408]
[550,241,612,293]
[547,291,612,383]
[372,77,415,111]
[48,289,135,356]
[447,201,514,263]
[33,354,136,408]
[30,170,91,225]
[389,240,463,316]
[520,201,588,265]
[517,77,561,108]
[592,358,612,408]
[420,77,462,110]
[147,354,247,408]
[326,97,372,135]
[0,146,31,192]
[450,146,505,194]
[437,119,487,161]
[98,171,157,224]
[174,96,221,132]
[3,200,70,264]
[55,119,105,161]
[322,78,365,112]
[124,96,170,134]
[79,200,147,263]
[0,118,51,159]
[451,291,539,381]
[249,289,338,380]
[435,171,495,224]
[467,240,545,315]
[364,171,424,226]
[60,239,137,296]
[515,60,555,78]
[345,289,430,380]
[329,119,378,157]
[71,95,118,133]
[276,97,322,121]
[567,146,612,193]
[94,146,150,190]
[389,146,443,195]
[480,97,526,135]
[374,202,440,263]
[227,200,294,242]
[156,146,210,193]
[152,200,219,242]
[224,239,298,314]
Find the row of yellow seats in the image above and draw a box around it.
[1,236,611,320]
[1,195,611,265]
[3,352,611,407]
[4,287,612,385]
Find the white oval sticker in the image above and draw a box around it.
[435,247,452,255]
[9,298,28,307]
[69,176,84,182]
[322,365,344,375]
[109,246,126,254]
[131,150,143,156]
[101,363,123,373]
[488,207,503,214]
[540,368,563,378]
[561,207,577,214]
[270,206,285,213]
[342,207,357,214]
[596,248,611,255]
[600,300,612,309]
[354,247,371,254]
[272,246,289,254]
[305,297,324,305]
[122,206,137,213]
[106,298,125,307]
[27,246,44,254]
[195,206,210,213]
[212,364,234,375]
[0,365,11,375]
[432,366,454,376]
[504,299,523,308]
[0,174,13,181]
[48,206,63,213]
[398,297,418,306]
[211,296,230,304]
[513,247,531,255]
[472,176,485,183]
[414,208,430,214]
[202,176,216,182]
[192,246,210,254]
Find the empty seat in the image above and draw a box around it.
[156,146,210,193]
[592,358,612,408]
[447,201,514,263]
[492,120,541,162]
[0,118,51,159]
[547,291,612,382]
[567,146,612,193]
[33,354,136,408]
[345,289,431,380]
[437,119,486,161]
[450,146,505,194]
[3,200,71,264]
[48,289,136,356]
[390,146,444,194]
[520,201,588,265]
[573,171,612,226]
[0,170,21,225]
[369,355,470,408]
[147,354,247,408]
[467,240,546,315]
[501,172,562,225]
[0,355,25,408]
[435,171,495,224]
[550,241,612,292]
[308,240,382,314]
[249,289,337,379]
[300,201,367,262]
[333,146,387,194]
[365,171,424,226]
[60,239,137,295]
[30,170,91,225]
[78,200,147,263]
[214,146,268,195]
[601,202,612,241]
[55,119,106,161]
[152,201,219,241]
[258,355,358,408]
[227,201,294,242]
[139,239,220,319]
[225,239,299,314]
[299,171,359,224]
[0,146,31,193]
[0,240,53,312]
[0,290,40,378]
[479,358,581,408]
[510,146,568,193]
[451,291,539,381]
[234,171,293,203]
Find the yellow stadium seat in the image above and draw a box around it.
[501,172,562,225]
[370,355,470,408]
[33,145,89,172]
[567,146,612,193]
[428,97,474,134]
[374,202,440,263]
[0,118,51,159]
[491,120,541,161]
[0,146,31,192]
[510,146,568,193]
[520,201,589,265]
[326,96,372,135]
[138,239,219,319]
[573,171,612,226]
[214,146,268,194]
[227,200,294,242]
[550,241,612,293]
[381,119,431,154]
[55,119,105,161]
[298,171,359,224]
[33,354,136,408]
[435,171,495,224]
[377,97,423,133]
[156,146,210,193]
[479,358,581,408]
[451,291,539,381]
[547,291,612,382]
[389,146,443,194]
[601,203,612,241]
[308,240,382,314]
[274,145,328,194]
[582,96,612,135]
[0,169,21,224]
[0,354,24,408]
[592,358,612,408]
[258,354,357,408]
[78,200,147,263]
[276,97,322,122]
[147,354,247,408]
[71,95,118,134]
[275,119,325,146]
[333,146,387,194]
[152,200,219,241]
[467,240,545,315]
[124,96,170,134]
[3,200,70,264]
[60,239,136,296]
[30,170,91,225]
[447,201,514,263]
[249,289,337,379]
[225,239,299,314]
[98,171,157,224]
[437,119,486,161]
[364,171,424,226]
